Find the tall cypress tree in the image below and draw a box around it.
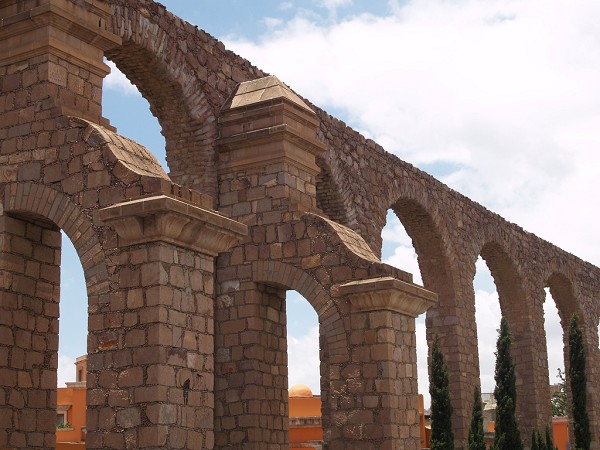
[493,317,523,450]
[569,313,591,450]
[531,429,540,450]
[544,424,556,450]
[468,385,486,450]
[429,335,454,450]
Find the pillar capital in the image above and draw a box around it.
[97,194,247,256]
[337,276,437,317]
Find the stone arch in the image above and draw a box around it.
[479,241,527,315]
[547,272,578,325]
[251,260,346,446]
[389,197,457,300]
[384,195,479,443]
[315,153,357,230]
[105,0,265,197]
[252,260,341,323]
[2,182,110,300]
[0,183,112,449]
[478,240,552,436]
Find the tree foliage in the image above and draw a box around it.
[429,335,454,450]
[468,385,486,450]
[545,424,557,450]
[550,368,567,417]
[492,317,523,450]
[531,429,540,450]
[569,314,591,450]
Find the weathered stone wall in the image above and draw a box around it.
[1,0,599,448]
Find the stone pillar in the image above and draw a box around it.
[0,0,121,128]
[336,277,437,450]
[95,195,246,450]
[215,75,326,449]
[424,266,480,446]
[0,213,62,449]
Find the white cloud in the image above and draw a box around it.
[104,60,138,96]
[224,2,600,402]
[416,317,429,407]
[224,0,600,266]
[316,0,352,12]
[264,17,284,29]
[57,354,76,387]
[288,326,321,393]
[475,289,502,394]
[544,289,565,385]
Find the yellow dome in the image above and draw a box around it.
[289,384,313,398]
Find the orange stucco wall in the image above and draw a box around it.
[289,395,323,448]
[488,418,570,449]
[56,386,86,444]
[552,417,570,450]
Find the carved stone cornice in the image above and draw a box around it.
[337,276,437,317]
[0,0,121,74]
[97,195,247,256]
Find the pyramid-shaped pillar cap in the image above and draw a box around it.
[221,75,314,113]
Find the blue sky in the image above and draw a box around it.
[59,0,600,407]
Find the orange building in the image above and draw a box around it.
[56,356,87,450]
[289,384,323,450]
[487,417,570,450]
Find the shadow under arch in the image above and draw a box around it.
[2,182,111,300]
[389,197,456,306]
[480,241,527,316]
[251,260,346,446]
[547,272,578,325]
[315,153,358,232]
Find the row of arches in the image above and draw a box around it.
[380,202,593,443]
[51,0,598,446]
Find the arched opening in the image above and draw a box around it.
[383,198,475,441]
[543,287,566,417]
[286,290,322,449]
[473,256,501,429]
[0,211,89,448]
[478,241,550,437]
[287,291,320,393]
[57,235,87,387]
[381,209,428,409]
[546,273,578,423]
[104,16,222,195]
[103,60,167,171]
[55,233,88,444]
[0,185,110,450]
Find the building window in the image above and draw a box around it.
[56,404,71,429]
[57,412,68,427]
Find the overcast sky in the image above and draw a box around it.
[59,0,600,408]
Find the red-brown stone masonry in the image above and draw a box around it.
[105,0,267,197]
[329,309,421,450]
[2,0,600,446]
[85,241,217,450]
[0,214,62,449]
[0,54,104,136]
[215,205,423,449]
[96,4,600,442]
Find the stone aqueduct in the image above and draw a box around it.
[0,0,598,449]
